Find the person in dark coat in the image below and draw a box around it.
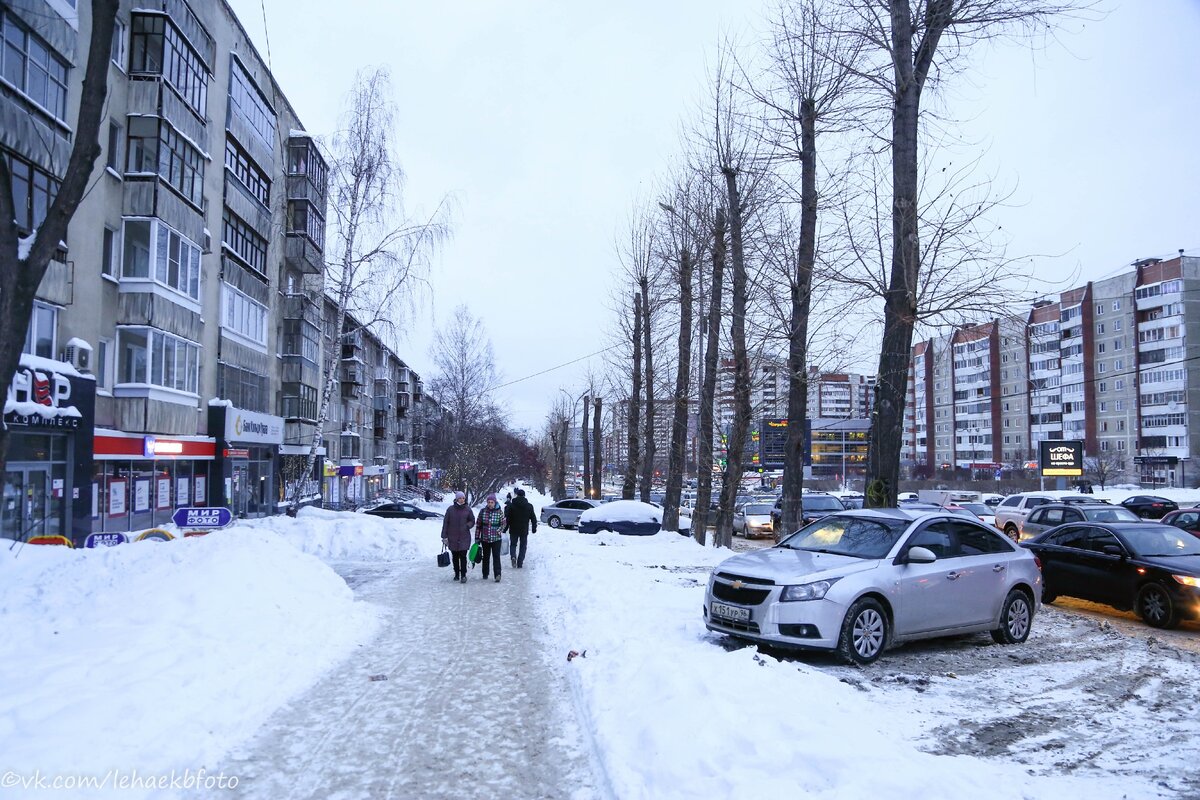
[504,488,538,569]
[441,491,475,583]
[476,493,505,582]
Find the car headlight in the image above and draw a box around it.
[1172,574,1200,588]
[780,578,840,602]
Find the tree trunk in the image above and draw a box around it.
[0,0,118,495]
[639,278,655,502]
[550,427,565,499]
[692,208,726,546]
[581,395,591,499]
[591,397,602,498]
[780,97,817,537]
[662,247,693,532]
[623,291,642,500]
[557,417,568,499]
[715,170,750,549]
[866,0,943,508]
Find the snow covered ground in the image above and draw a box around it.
[2,486,1198,798]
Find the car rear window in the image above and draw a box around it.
[743,503,773,514]
[803,496,845,511]
[1084,508,1138,522]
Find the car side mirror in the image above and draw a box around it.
[1101,544,1124,557]
[906,546,937,564]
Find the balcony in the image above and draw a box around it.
[341,330,363,360]
[285,234,323,275]
[282,293,321,326]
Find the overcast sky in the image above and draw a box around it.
[227,0,1200,434]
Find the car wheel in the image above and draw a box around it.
[1003,524,1019,542]
[1137,583,1180,629]
[548,516,562,529]
[837,597,888,665]
[1041,590,1057,605]
[991,589,1033,644]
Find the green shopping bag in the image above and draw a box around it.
[468,542,482,564]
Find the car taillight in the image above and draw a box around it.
[1033,554,1043,572]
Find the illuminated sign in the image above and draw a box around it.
[1039,440,1083,477]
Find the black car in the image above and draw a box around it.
[770,493,845,534]
[1022,521,1200,629]
[1119,495,1179,519]
[363,501,443,520]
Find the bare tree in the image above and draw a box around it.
[581,392,591,499]
[691,207,727,547]
[428,303,501,437]
[624,288,643,500]
[0,0,118,484]
[591,396,603,495]
[749,0,866,534]
[289,67,451,512]
[832,0,1087,508]
[1086,450,1126,491]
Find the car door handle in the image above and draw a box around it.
[993,564,1006,573]
[946,571,961,580]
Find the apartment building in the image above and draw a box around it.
[2,0,429,544]
[903,254,1200,487]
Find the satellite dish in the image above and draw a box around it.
[1168,400,1179,412]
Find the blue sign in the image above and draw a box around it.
[172,507,233,528]
[84,532,129,548]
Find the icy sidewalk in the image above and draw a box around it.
[201,559,605,800]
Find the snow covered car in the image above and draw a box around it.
[704,509,1041,664]
[578,500,662,536]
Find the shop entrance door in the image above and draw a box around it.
[2,466,51,539]
[231,463,249,518]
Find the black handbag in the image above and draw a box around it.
[437,545,450,568]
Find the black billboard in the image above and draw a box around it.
[1039,439,1084,477]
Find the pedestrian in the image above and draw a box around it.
[476,493,505,582]
[504,487,538,569]
[425,488,432,502]
[441,491,475,583]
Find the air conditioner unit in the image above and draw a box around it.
[62,337,92,372]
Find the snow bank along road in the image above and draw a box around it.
[204,558,603,800]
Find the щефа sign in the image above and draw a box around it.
[1039,440,1084,477]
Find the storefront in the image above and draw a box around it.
[364,464,389,501]
[91,430,216,534]
[324,461,364,508]
[2,356,96,545]
[277,444,324,512]
[208,405,284,520]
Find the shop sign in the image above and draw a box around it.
[4,361,82,429]
[1039,440,1083,477]
[85,532,129,548]
[417,471,432,480]
[224,448,250,459]
[136,529,175,542]
[338,465,364,477]
[172,506,233,528]
[225,408,284,445]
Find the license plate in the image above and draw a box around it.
[712,602,749,622]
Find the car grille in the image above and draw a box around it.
[712,582,771,605]
[711,616,761,634]
[714,571,775,586]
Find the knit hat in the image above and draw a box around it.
[486,493,498,503]
[454,491,466,502]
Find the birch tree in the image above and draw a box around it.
[288,67,451,512]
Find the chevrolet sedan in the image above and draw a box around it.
[704,509,1041,664]
[734,503,775,538]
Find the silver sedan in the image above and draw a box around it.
[704,509,1041,664]
[539,499,601,529]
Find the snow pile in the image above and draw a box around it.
[0,529,379,796]
[579,499,661,524]
[241,505,442,562]
[522,485,1159,799]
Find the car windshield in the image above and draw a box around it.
[1122,526,1200,557]
[959,503,990,516]
[1083,508,1138,522]
[779,515,909,559]
[803,496,845,512]
[743,503,773,515]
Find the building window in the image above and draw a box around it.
[110,18,126,68]
[117,326,199,394]
[106,120,123,172]
[120,218,201,301]
[1095,303,1104,316]
[102,226,118,276]
[1,12,70,121]
[1114,319,1122,331]
[158,123,204,207]
[1115,400,1124,412]
[96,337,112,389]
[222,208,267,275]
[1098,381,1107,393]
[1098,362,1106,374]
[22,301,56,358]
[130,13,207,116]
[4,152,59,233]
[287,200,325,250]
[220,282,268,348]
[229,57,276,146]
[224,137,270,206]
[1096,323,1105,334]
[219,363,268,413]
[1113,300,1121,311]
[1115,379,1124,390]
[125,116,159,174]
[1099,402,1107,412]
